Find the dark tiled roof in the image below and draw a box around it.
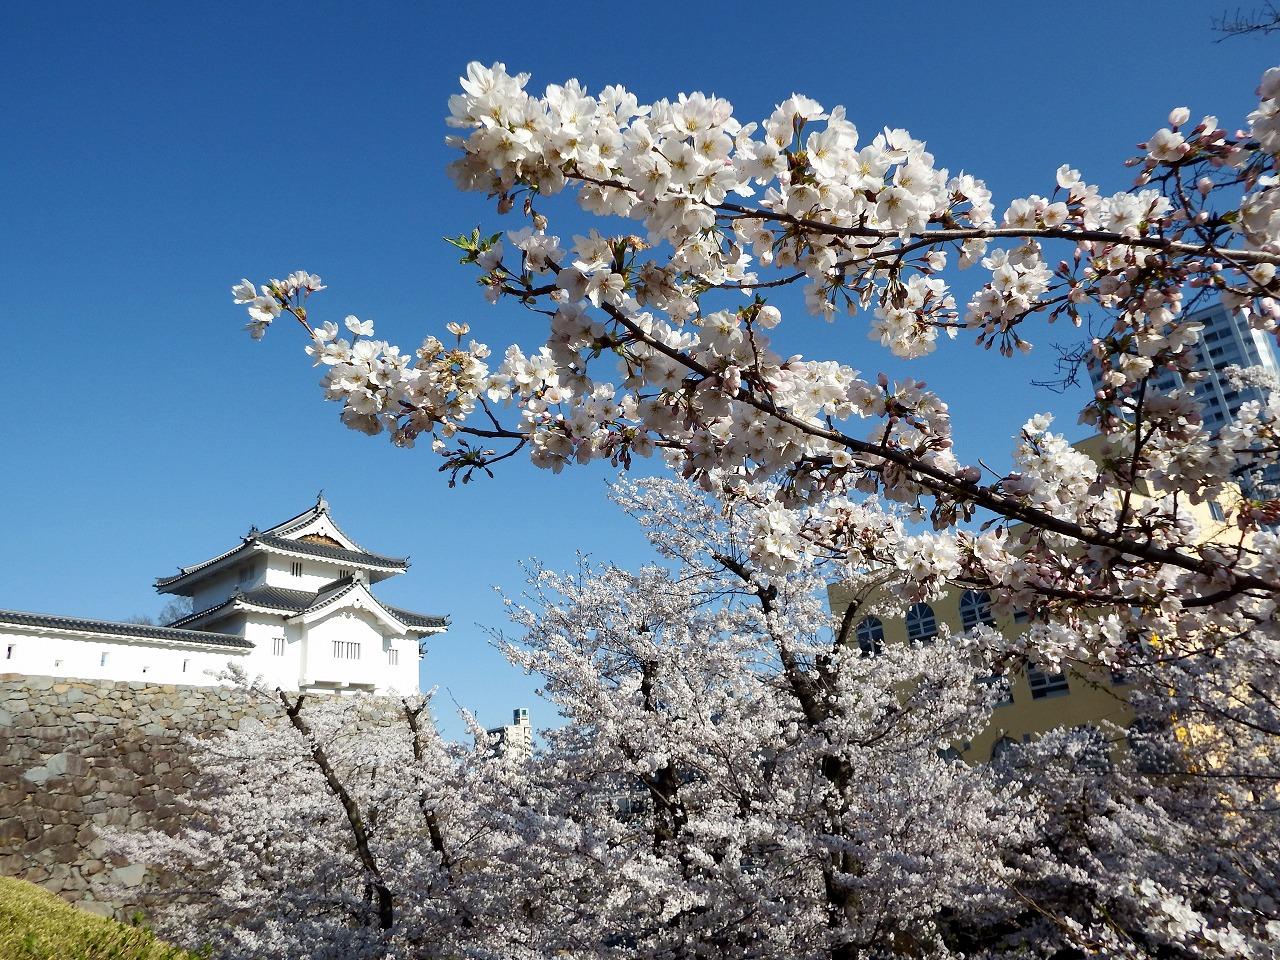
[171,579,446,633]
[237,585,317,611]
[387,606,449,629]
[255,534,408,570]
[261,500,368,552]
[0,609,252,649]
[155,535,408,589]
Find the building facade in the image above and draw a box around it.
[827,582,1135,762]
[828,445,1235,762]
[483,707,533,758]
[1089,298,1280,498]
[0,497,447,694]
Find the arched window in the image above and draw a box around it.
[959,590,995,632]
[855,616,884,657]
[905,603,937,644]
[991,736,1017,763]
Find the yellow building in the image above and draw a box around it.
[828,437,1240,762]
[827,579,1135,761]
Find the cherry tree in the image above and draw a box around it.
[119,480,1037,958]
[117,480,1275,957]
[233,63,1280,663]
[221,64,1280,956]
[109,684,547,960]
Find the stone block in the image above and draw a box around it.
[110,863,146,887]
[42,823,77,845]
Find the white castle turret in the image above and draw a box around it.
[1,496,447,693]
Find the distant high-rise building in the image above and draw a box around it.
[484,707,533,759]
[1088,299,1280,498]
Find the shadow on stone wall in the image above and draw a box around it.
[0,674,277,918]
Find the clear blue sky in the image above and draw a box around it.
[1,1,1273,739]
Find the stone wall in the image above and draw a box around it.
[0,673,277,917]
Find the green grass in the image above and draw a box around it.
[0,876,202,960]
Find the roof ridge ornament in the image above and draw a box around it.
[315,489,329,513]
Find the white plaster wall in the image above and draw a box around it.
[0,612,426,695]
[189,560,265,612]
[386,634,423,694]
[303,611,410,691]
[237,614,303,690]
[260,555,358,593]
[0,628,243,686]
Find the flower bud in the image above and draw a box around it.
[1168,106,1191,127]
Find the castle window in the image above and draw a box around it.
[272,636,286,657]
[905,603,937,644]
[959,590,995,632]
[182,659,190,673]
[388,648,399,666]
[854,616,884,657]
[99,652,109,667]
[1209,500,1225,522]
[332,640,361,660]
[4,644,13,660]
[1027,662,1070,699]
[291,561,303,578]
[338,569,351,579]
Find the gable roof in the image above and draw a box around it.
[260,496,368,552]
[155,500,409,593]
[253,534,408,571]
[0,609,252,649]
[170,576,448,634]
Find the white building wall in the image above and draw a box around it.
[234,614,298,690]
[260,555,359,593]
[190,563,264,612]
[0,628,243,686]
[303,610,415,693]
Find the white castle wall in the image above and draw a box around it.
[0,628,241,687]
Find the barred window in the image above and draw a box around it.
[959,590,995,632]
[1027,662,1070,699]
[332,640,361,660]
[905,603,937,644]
[979,672,1013,706]
[854,616,884,657]
[291,561,303,578]
[272,636,286,657]
[388,648,399,666]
